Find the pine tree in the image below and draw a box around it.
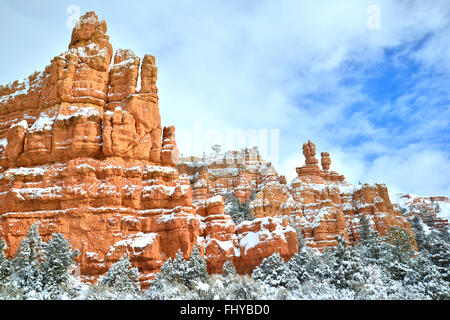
[97,254,141,295]
[252,253,299,289]
[380,227,417,281]
[227,274,267,300]
[405,253,450,300]
[11,223,45,294]
[158,249,188,285]
[144,246,210,299]
[41,233,80,295]
[1,227,83,299]
[225,194,255,225]
[358,215,371,243]
[410,216,427,251]
[222,260,238,277]
[156,246,208,289]
[288,246,328,283]
[328,236,364,290]
[441,227,450,243]
[385,226,416,264]
[424,232,450,282]
[356,226,390,267]
[434,202,441,214]
[0,238,11,282]
[185,246,209,287]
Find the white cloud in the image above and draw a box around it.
[366,146,450,198]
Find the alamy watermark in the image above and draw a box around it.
[66,5,81,30]
[67,4,382,31]
[177,121,280,168]
[366,5,381,30]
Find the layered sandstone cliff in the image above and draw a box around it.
[178,147,297,273]
[180,142,414,250]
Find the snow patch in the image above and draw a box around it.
[56,106,101,122]
[239,231,260,254]
[29,111,56,133]
[0,138,7,149]
[11,120,29,130]
[113,232,158,249]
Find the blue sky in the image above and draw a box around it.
[0,0,449,198]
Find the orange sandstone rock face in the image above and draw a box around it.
[197,195,297,274]
[0,160,196,282]
[321,152,331,173]
[161,126,179,167]
[234,217,298,274]
[177,147,299,273]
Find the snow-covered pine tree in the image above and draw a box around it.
[441,227,450,243]
[185,245,209,287]
[0,238,10,282]
[225,193,255,225]
[158,249,188,285]
[434,201,441,214]
[252,252,299,289]
[144,246,210,299]
[222,260,238,277]
[382,226,416,281]
[358,214,371,243]
[328,236,364,290]
[410,216,428,251]
[424,232,450,282]
[41,233,80,296]
[356,226,390,268]
[97,254,141,295]
[153,246,209,289]
[405,253,450,300]
[385,226,416,264]
[288,246,329,283]
[11,223,45,295]
[227,274,271,300]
